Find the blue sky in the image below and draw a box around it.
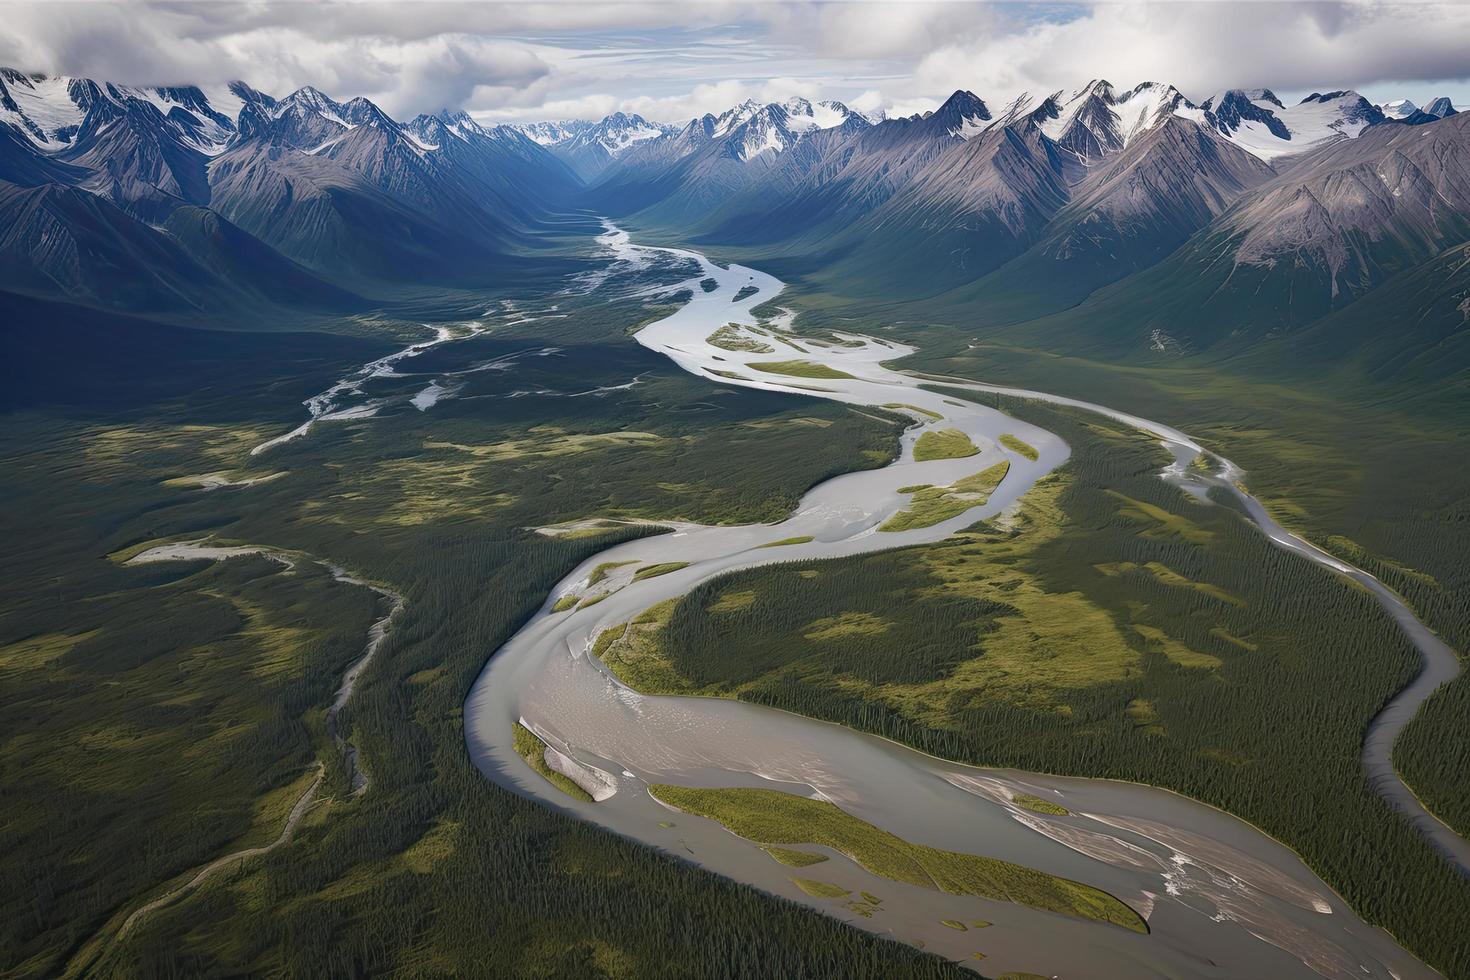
[3,2,1467,123]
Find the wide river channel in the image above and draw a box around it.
[464,223,1458,979]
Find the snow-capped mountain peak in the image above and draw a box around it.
[511,120,588,146]
[1380,98,1419,120]
[1021,79,1199,162]
[927,89,992,139]
[0,70,88,148]
[1114,82,1202,145]
[282,86,348,125]
[1206,88,1385,161]
[779,97,855,132]
[712,99,764,139]
[578,111,667,156]
[1032,79,1121,157]
[0,68,247,154]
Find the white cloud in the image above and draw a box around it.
[1,1,1466,124]
[912,1,1470,108]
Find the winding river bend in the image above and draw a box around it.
[465,223,1461,979]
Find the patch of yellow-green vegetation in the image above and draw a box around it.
[802,612,891,641]
[708,589,758,613]
[557,526,619,541]
[398,820,459,875]
[551,596,579,613]
[589,560,636,586]
[1324,534,1441,590]
[533,519,636,540]
[708,368,752,381]
[648,784,1144,932]
[791,877,850,899]
[748,360,856,380]
[880,461,1010,532]
[885,478,1141,711]
[512,723,594,803]
[209,591,311,681]
[632,562,689,581]
[764,846,829,867]
[1201,747,1252,767]
[577,593,608,609]
[1013,794,1069,816]
[1126,698,1164,735]
[405,665,444,686]
[741,415,833,431]
[0,630,96,673]
[998,973,1051,980]
[896,483,932,494]
[1210,626,1259,651]
[83,423,271,479]
[757,535,814,549]
[230,766,321,850]
[913,428,980,462]
[1095,560,1244,607]
[350,453,518,527]
[619,477,1141,719]
[707,324,775,354]
[161,470,286,490]
[1132,625,1222,669]
[940,919,968,931]
[594,601,699,695]
[999,434,1040,461]
[427,427,662,462]
[1106,490,1214,544]
[882,402,943,420]
[970,919,991,928]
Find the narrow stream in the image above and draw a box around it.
[463,223,1459,979]
[126,542,403,794]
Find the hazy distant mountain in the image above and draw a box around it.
[508,112,674,181]
[511,119,590,145]
[589,97,871,222]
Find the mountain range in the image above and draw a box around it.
[0,69,580,320]
[1,67,1465,371]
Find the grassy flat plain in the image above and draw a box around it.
[880,461,1010,532]
[599,399,1470,978]
[749,359,857,380]
[649,784,1145,932]
[707,323,775,354]
[999,434,1039,461]
[0,284,968,979]
[913,428,980,461]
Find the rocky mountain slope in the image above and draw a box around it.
[3,67,1466,346]
[0,69,581,318]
